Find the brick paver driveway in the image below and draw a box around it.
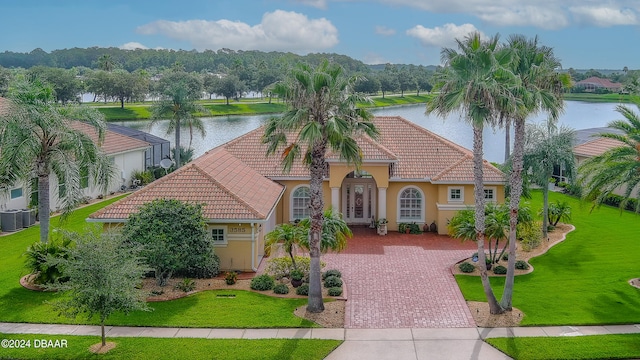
[322,228,478,329]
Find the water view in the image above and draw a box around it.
[117,101,621,164]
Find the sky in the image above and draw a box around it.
[0,0,638,70]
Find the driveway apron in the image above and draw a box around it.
[323,228,478,329]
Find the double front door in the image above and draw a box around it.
[342,179,376,224]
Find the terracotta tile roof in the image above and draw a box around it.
[70,122,151,155]
[576,77,623,89]
[573,137,625,157]
[89,147,285,221]
[223,116,504,183]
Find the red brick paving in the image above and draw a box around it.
[322,228,478,329]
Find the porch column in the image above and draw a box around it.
[331,187,340,210]
[377,187,387,219]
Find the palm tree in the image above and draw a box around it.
[97,54,116,72]
[262,59,378,313]
[498,34,568,310]
[0,78,114,243]
[427,32,516,314]
[150,71,206,169]
[299,208,352,253]
[264,223,306,269]
[578,103,640,213]
[523,120,575,238]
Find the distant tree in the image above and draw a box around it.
[354,74,380,94]
[378,72,399,98]
[121,199,218,286]
[202,73,220,99]
[45,229,149,348]
[0,78,114,243]
[414,68,432,96]
[397,67,414,97]
[215,74,245,105]
[97,54,117,72]
[107,69,150,108]
[27,66,83,104]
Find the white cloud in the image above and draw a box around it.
[570,6,638,27]
[291,0,328,9]
[119,42,148,50]
[406,23,484,48]
[136,10,338,53]
[375,26,396,36]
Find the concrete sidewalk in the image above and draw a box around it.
[2,323,640,359]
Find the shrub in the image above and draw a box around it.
[493,265,507,275]
[322,269,342,280]
[328,287,343,296]
[273,284,290,294]
[131,169,154,185]
[175,278,196,292]
[515,260,530,270]
[265,256,325,280]
[296,284,309,296]
[24,237,74,285]
[323,275,343,288]
[250,274,275,291]
[519,221,543,251]
[290,268,304,281]
[458,262,475,273]
[225,271,237,285]
[501,253,509,261]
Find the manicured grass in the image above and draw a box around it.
[0,197,315,328]
[365,94,433,107]
[486,334,640,360]
[0,333,341,360]
[97,107,152,121]
[456,190,640,326]
[205,103,286,116]
[563,92,634,103]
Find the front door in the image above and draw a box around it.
[342,180,376,224]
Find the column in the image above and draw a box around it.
[331,187,340,211]
[377,187,387,219]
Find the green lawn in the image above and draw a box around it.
[0,333,341,360]
[0,197,314,328]
[487,334,640,360]
[563,92,634,103]
[456,190,640,326]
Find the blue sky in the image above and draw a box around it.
[1,0,638,69]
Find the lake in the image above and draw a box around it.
[117,101,622,164]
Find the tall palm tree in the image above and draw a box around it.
[499,35,568,310]
[151,71,206,169]
[523,120,575,238]
[578,103,640,213]
[262,60,378,313]
[428,32,517,314]
[0,78,114,243]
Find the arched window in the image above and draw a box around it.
[398,187,423,221]
[291,186,311,220]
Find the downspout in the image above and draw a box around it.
[251,223,258,272]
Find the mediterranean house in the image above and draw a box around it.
[89,116,505,272]
[574,77,623,93]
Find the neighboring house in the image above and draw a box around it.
[574,77,623,93]
[107,123,171,169]
[90,116,506,272]
[0,121,152,213]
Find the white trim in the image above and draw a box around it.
[210,225,228,246]
[290,184,311,222]
[397,185,425,223]
[447,186,464,203]
[431,180,505,185]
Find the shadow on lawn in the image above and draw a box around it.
[587,288,640,324]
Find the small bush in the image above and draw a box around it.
[290,269,304,281]
[328,287,343,296]
[458,262,475,273]
[501,253,509,261]
[322,269,342,280]
[515,260,530,270]
[273,284,290,294]
[225,271,237,285]
[519,221,543,251]
[296,284,309,296]
[323,275,343,288]
[24,237,74,285]
[493,265,507,275]
[265,256,325,280]
[175,278,196,292]
[250,274,275,291]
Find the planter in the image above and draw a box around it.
[377,224,387,235]
[405,227,411,234]
[291,278,303,288]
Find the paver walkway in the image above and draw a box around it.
[322,228,478,329]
